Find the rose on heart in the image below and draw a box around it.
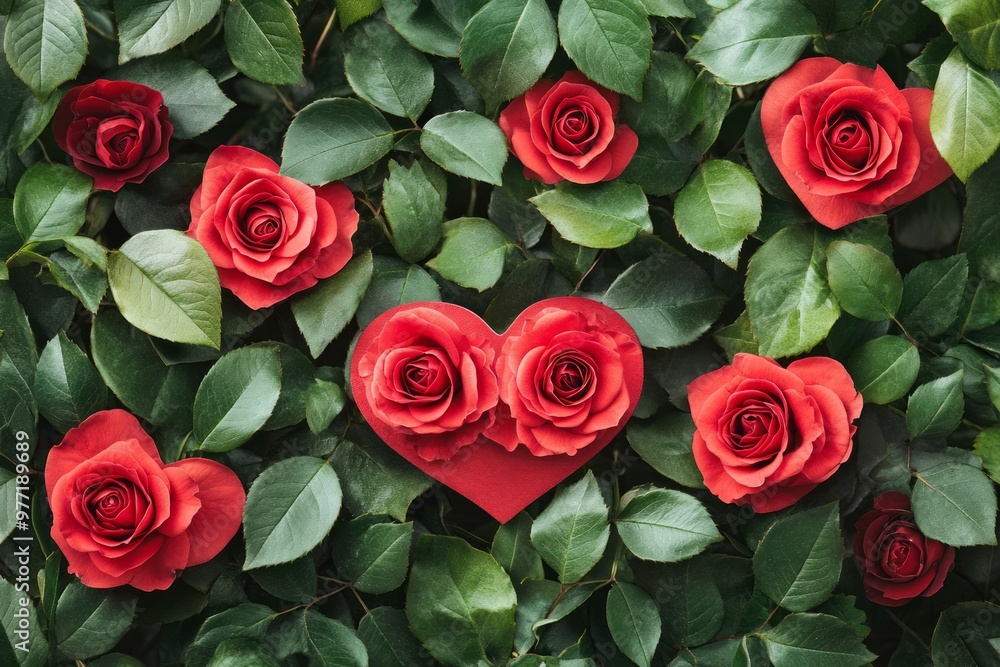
[761,57,952,229]
[45,410,245,592]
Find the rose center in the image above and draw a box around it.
[400,353,450,398]
[823,110,874,172]
[554,106,598,152]
[238,203,284,250]
[545,352,594,404]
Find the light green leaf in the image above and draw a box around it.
[115,0,219,63]
[291,251,373,358]
[13,163,91,244]
[420,111,508,185]
[426,217,511,291]
[336,0,382,29]
[615,486,722,562]
[530,471,610,583]
[345,17,433,120]
[924,0,1000,70]
[912,460,998,547]
[224,0,304,85]
[974,427,1000,484]
[3,0,86,99]
[825,240,903,321]
[531,181,652,249]
[606,583,660,667]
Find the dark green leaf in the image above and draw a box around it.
[615,486,721,562]
[760,613,875,667]
[281,98,393,184]
[906,370,965,439]
[13,163,91,244]
[332,515,412,594]
[620,51,698,145]
[531,181,652,249]
[513,577,600,653]
[382,161,444,262]
[302,611,368,667]
[714,311,759,359]
[406,535,516,667]
[345,17,434,120]
[556,0,651,100]
[964,154,1000,284]
[639,0,692,18]
[491,512,545,584]
[0,579,50,667]
[826,240,902,321]
[243,456,343,569]
[291,250,373,358]
[426,217,511,291]
[206,639,279,667]
[0,59,60,187]
[114,163,206,234]
[224,0,304,85]
[55,583,136,659]
[753,503,842,612]
[355,256,441,327]
[0,470,15,544]
[606,583,660,667]
[420,111,508,184]
[530,471,610,583]
[382,0,488,58]
[912,459,998,547]
[641,559,724,647]
[358,607,430,667]
[45,249,107,313]
[34,332,107,433]
[897,254,968,339]
[115,0,218,63]
[187,604,275,667]
[930,602,1000,666]
[3,0,86,98]
[306,378,345,434]
[626,412,705,489]
[845,335,919,404]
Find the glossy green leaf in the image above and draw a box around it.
[530,471,610,583]
[355,256,442,325]
[291,251,373,358]
[382,161,444,263]
[639,0,693,18]
[460,0,557,110]
[33,333,107,433]
[358,607,427,667]
[345,17,434,120]
[924,0,1000,70]
[225,0,304,85]
[753,503,842,612]
[301,611,368,667]
[426,217,511,291]
[491,512,544,584]
[673,159,762,269]
[556,0,651,99]
[115,0,218,63]
[616,486,721,562]
[897,254,968,339]
[382,0,487,58]
[13,163,91,244]
[420,111,507,185]
[906,370,965,439]
[606,583,660,667]
[406,535,516,667]
[108,229,222,348]
[332,515,412,594]
[626,412,705,489]
[532,181,652,249]
[644,558,725,647]
[206,639,279,667]
[4,0,86,99]
[46,250,107,313]
[55,583,136,659]
[305,378,345,434]
[745,224,839,358]
[193,346,282,452]
[760,613,876,666]
[845,335,919,404]
[281,98,393,184]
[243,456,343,569]
[825,241,902,321]
[187,604,274,667]
[912,459,997,547]
[336,0,382,28]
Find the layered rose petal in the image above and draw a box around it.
[499,71,637,185]
[689,353,861,512]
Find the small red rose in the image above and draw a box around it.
[489,306,638,456]
[688,353,863,512]
[499,71,639,185]
[45,410,245,592]
[187,145,359,310]
[853,491,955,606]
[357,307,500,462]
[761,57,952,229]
[53,79,173,192]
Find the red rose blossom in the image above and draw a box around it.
[187,145,359,310]
[688,353,863,512]
[357,307,500,462]
[489,306,638,456]
[45,410,245,592]
[53,79,173,192]
[853,491,955,606]
[499,71,638,185]
[761,57,952,229]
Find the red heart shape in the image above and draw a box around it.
[350,297,644,523]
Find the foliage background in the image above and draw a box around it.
[1,0,1000,664]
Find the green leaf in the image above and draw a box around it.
[301,611,368,667]
[90,310,201,427]
[753,503,842,613]
[426,217,511,291]
[113,54,235,139]
[924,0,1000,70]
[224,0,303,85]
[556,0,651,100]
[615,486,721,562]
[336,0,382,29]
[688,0,821,85]
[745,224,839,359]
[0,58,61,187]
[714,310,759,359]
[906,370,965,439]
[845,335,919,404]
[206,639,279,667]
[897,254,968,339]
[639,0,693,18]
[108,229,222,348]
[33,333,107,433]
[974,427,1000,484]
[55,583,136,660]
[3,0,86,99]
[332,515,412,594]
[193,346,282,452]
[620,51,698,145]
[0,470,15,544]
[291,251,373,358]
[187,604,274,667]
[491,512,545,584]
[673,159,762,269]
[642,558,724,647]
[531,181,652,249]
[930,602,1000,666]
[606,583,660,667]
[603,253,727,349]
[406,535,516,667]
[760,613,876,667]
[1,578,51,667]
[281,98,393,185]
[13,163,91,244]
[243,456,343,569]
[356,255,441,327]
[912,460,998,547]
[825,240,903,321]
[261,343,314,431]
[382,0,487,58]
[358,607,426,667]
[929,47,1000,181]
[513,577,601,653]
[0,280,37,434]
[964,154,1000,283]
[530,471,610,583]
[626,412,705,488]
[46,249,107,313]
[306,378,345,434]
[115,0,219,64]
[382,161,444,263]
[420,111,508,185]
[345,17,434,120]
[460,0,557,111]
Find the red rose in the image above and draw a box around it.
[53,79,173,192]
[45,410,245,592]
[499,71,638,185]
[853,491,955,606]
[688,353,862,512]
[490,306,638,456]
[761,57,952,229]
[357,307,500,462]
[187,146,359,310]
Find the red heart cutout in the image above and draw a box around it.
[350,296,644,523]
